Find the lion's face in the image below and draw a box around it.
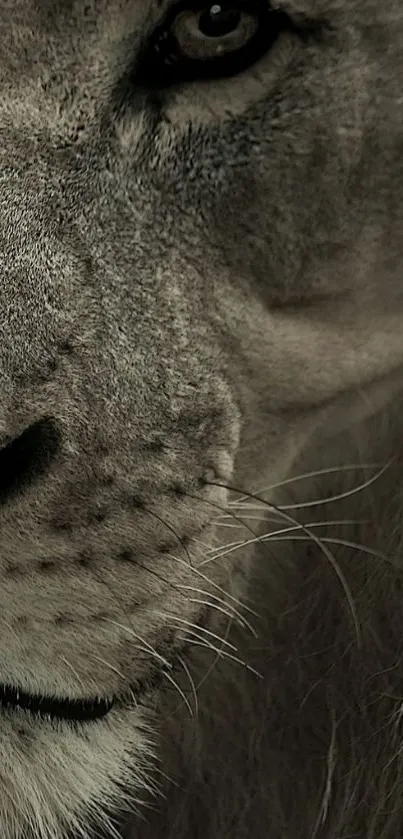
[1,1,403,837]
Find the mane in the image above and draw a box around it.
[128,387,403,839]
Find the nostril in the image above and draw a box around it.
[0,417,61,505]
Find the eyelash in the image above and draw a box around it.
[135,1,290,89]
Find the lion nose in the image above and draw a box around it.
[0,417,61,505]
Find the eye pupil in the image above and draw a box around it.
[198,4,242,38]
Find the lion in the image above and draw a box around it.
[0,0,403,837]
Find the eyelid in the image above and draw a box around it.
[135,1,288,89]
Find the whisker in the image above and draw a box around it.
[201,520,371,563]
[186,595,258,637]
[190,536,218,550]
[193,607,235,692]
[228,460,393,513]
[279,461,392,510]
[60,655,89,695]
[217,511,370,524]
[207,522,248,529]
[120,553,185,595]
[161,669,194,718]
[179,635,263,679]
[265,534,396,567]
[91,654,138,704]
[167,553,260,618]
[175,654,199,718]
[176,584,258,636]
[143,507,194,567]
[153,609,238,651]
[205,481,362,647]
[183,489,284,597]
[230,462,387,503]
[224,506,288,515]
[184,489,265,544]
[98,617,173,670]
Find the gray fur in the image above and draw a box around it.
[0,1,402,837]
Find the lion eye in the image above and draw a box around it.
[171,4,260,61]
[136,1,286,87]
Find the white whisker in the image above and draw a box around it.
[223,496,362,647]
[226,460,392,514]
[153,610,238,651]
[179,635,263,679]
[91,654,138,704]
[60,655,89,695]
[98,618,173,670]
[175,654,199,718]
[178,584,259,638]
[201,520,371,564]
[161,669,194,718]
[186,595,258,638]
[167,553,260,618]
[229,462,387,503]
[265,534,396,566]
[193,608,235,691]
[189,537,218,550]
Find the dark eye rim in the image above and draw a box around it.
[135,0,291,88]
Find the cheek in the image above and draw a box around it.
[199,168,334,307]
[200,119,369,307]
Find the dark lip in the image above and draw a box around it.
[0,660,173,724]
[0,683,114,723]
[0,664,174,724]
[1,610,209,724]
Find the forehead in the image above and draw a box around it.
[0,1,155,135]
[0,1,146,72]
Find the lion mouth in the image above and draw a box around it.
[0,683,114,723]
[0,612,209,724]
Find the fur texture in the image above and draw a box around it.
[0,1,403,837]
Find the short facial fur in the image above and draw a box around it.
[0,2,403,838]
